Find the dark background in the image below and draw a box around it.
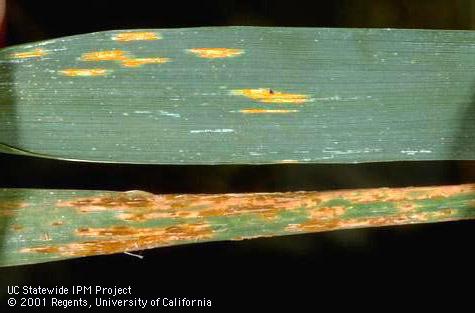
[1,0,475,310]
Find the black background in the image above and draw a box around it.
[1,0,475,311]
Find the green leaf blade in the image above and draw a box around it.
[1,27,474,164]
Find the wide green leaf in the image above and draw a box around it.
[1,27,474,164]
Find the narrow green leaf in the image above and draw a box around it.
[1,184,474,266]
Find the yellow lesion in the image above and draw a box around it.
[278,160,300,164]
[112,32,161,42]
[188,48,244,59]
[80,50,128,61]
[231,88,311,104]
[80,49,170,68]
[11,48,47,59]
[239,109,299,114]
[59,68,109,77]
[121,57,171,67]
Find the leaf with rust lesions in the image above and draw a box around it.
[1,185,475,266]
[1,27,474,164]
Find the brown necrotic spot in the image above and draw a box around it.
[112,32,161,41]
[231,88,311,104]
[187,48,244,59]
[11,48,47,59]
[59,68,109,77]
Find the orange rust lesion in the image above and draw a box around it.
[308,206,346,220]
[22,246,60,254]
[0,202,27,216]
[0,210,14,217]
[199,206,283,220]
[0,202,28,210]
[58,191,157,212]
[21,223,213,257]
[80,50,171,67]
[115,192,321,221]
[286,208,459,233]
[187,48,244,59]
[51,221,64,226]
[56,184,475,224]
[316,183,475,204]
[112,32,161,42]
[278,160,300,164]
[11,48,47,59]
[59,68,109,77]
[397,202,420,213]
[121,57,171,67]
[80,50,128,62]
[231,88,311,104]
[239,109,299,114]
[11,224,23,231]
[76,223,213,242]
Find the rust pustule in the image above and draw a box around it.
[112,32,161,41]
[75,223,212,239]
[120,57,171,67]
[23,223,213,257]
[11,48,47,59]
[278,160,300,164]
[286,208,458,233]
[187,48,244,58]
[116,192,321,221]
[231,88,311,104]
[311,184,475,204]
[59,68,109,77]
[80,50,170,67]
[11,224,23,231]
[58,191,157,212]
[308,206,346,219]
[0,202,28,210]
[0,210,14,217]
[80,50,128,62]
[397,202,420,213]
[21,246,60,254]
[57,185,475,224]
[239,109,299,114]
